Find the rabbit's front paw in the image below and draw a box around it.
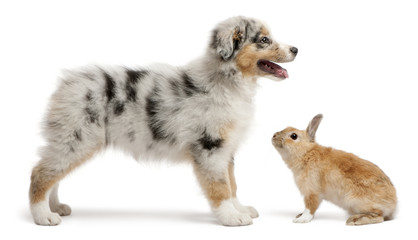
[293,209,313,223]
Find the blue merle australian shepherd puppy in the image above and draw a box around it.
[29,16,298,226]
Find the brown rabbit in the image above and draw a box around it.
[272,114,397,225]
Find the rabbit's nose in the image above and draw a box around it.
[273,132,279,139]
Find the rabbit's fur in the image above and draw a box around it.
[272,114,397,225]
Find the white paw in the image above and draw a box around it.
[242,206,259,219]
[218,212,253,226]
[31,201,62,226]
[231,198,259,218]
[293,209,313,223]
[214,199,253,226]
[34,212,62,226]
[51,203,72,216]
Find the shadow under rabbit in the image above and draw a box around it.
[268,209,346,222]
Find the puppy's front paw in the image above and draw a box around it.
[293,209,313,223]
[51,203,72,216]
[218,212,253,226]
[31,201,62,226]
[242,206,259,219]
[214,199,253,226]
[231,198,259,218]
[34,212,62,226]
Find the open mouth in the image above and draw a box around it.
[257,60,289,79]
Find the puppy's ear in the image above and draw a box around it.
[211,26,244,61]
[306,114,323,142]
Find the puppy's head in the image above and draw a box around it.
[210,16,297,80]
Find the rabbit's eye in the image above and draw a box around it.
[290,133,298,140]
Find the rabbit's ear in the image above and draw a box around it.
[306,114,323,142]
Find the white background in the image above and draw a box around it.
[1,0,417,239]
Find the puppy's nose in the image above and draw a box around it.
[290,47,298,55]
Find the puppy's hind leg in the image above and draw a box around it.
[29,146,100,226]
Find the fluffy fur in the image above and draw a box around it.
[272,114,397,225]
[29,16,298,226]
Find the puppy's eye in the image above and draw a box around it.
[260,37,270,44]
[290,133,298,140]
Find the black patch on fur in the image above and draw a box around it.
[85,90,93,102]
[233,38,240,53]
[170,81,181,97]
[85,107,99,124]
[199,130,223,150]
[104,72,116,102]
[74,129,82,141]
[114,101,125,116]
[127,130,135,142]
[145,93,165,140]
[180,72,207,96]
[145,87,175,142]
[252,31,261,43]
[125,83,137,102]
[183,73,200,96]
[126,69,148,84]
[125,69,148,102]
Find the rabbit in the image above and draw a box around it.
[271,114,397,225]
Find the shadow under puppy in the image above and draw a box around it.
[272,114,397,225]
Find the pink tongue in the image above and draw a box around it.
[275,68,289,78]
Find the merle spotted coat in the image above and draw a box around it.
[29,16,297,226]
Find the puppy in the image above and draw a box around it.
[272,114,397,225]
[29,16,298,226]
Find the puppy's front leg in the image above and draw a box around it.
[228,160,259,218]
[193,156,252,226]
